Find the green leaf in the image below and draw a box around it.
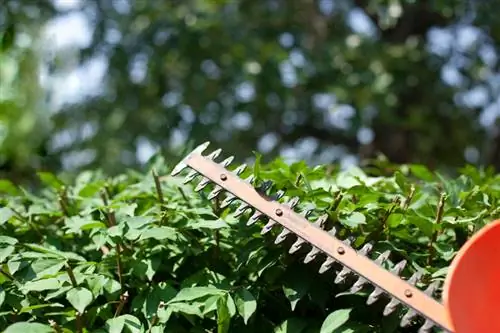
[0,245,14,262]
[66,287,93,313]
[30,258,66,278]
[274,318,308,333]
[410,165,435,181]
[4,322,53,333]
[106,314,143,333]
[168,286,226,303]
[339,212,366,228]
[140,227,177,240]
[0,207,14,225]
[187,218,229,229]
[0,179,19,195]
[22,278,61,292]
[0,236,18,245]
[320,308,352,333]
[37,172,64,189]
[0,287,5,308]
[217,295,231,333]
[234,289,256,324]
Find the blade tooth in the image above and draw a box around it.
[303,247,320,263]
[220,193,236,208]
[247,210,263,226]
[334,266,352,284]
[244,174,255,184]
[349,276,367,293]
[374,250,391,264]
[183,169,199,183]
[170,141,210,176]
[366,286,384,305]
[207,186,223,200]
[383,297,401,316]
[398,273,427,327]
[348,244,374,293]
[233,163,247,175]
[257,180,274,193]
[289,238,305,254]
[424,280,440,296]
[400,309,418,327]
[313,214,328,228]
[234,202,250,217]
[192,141,211,155]
[206,148,222,160]
[284,196,301,209]
[220,156,234,167]
[194,177,211,191]
[418,320,435,333]
[333,237,355,284]
[408,270,423,285]
[328,227,338,236]
[367,258,405,305]
[274,190,286,200]
[300,203,316,217]
[170,162,189,177]
[261,220,277,234]
[358,242,373,256]
[318,257,336,274]
[274,229,291,244]
[392,259,407,275]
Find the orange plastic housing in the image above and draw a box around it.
[443,219,500,333]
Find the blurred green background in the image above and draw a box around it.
[1,0,500,182]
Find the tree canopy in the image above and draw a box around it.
[1,0,500,179]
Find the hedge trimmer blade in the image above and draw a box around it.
[170,141,499,333]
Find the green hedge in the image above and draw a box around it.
[0,156,498,333]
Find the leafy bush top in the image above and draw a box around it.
[0,156,499,333]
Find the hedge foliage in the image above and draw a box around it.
[0,155,499,333]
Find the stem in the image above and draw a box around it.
[76,312,83,333]
[10,207,43,237]
[382,196,401,232]
[0,269,14,281]
[49,320,62,333]
[177,186,192,207]
[403,185,415,211]
[428,193,446,265]
[148,301,165,332]
[116,246,123,287]
[66,263,78,287]
[329,192,343,212]
[114,291,129,317]
[152,169,164,204]
[213,197,221,259]
[59,186,70,216]
[101,190,123,287]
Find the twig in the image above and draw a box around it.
[100,190,123,288]
[76,312,83,333]
[428,193,446,265]
[147,301,165,332]
[49,320,63,333]
[59,186,70,216]
[114,291,129,317]
[0,269,14,281]
[403,185,415,211]
[152,169,164,204]
[382,196,401,232]
[177,186,192,207]
[65,263,78,287]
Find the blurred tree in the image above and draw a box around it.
[3,0,500,176]
[0,1,55,182]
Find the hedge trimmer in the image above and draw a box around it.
[170,142,500,333]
